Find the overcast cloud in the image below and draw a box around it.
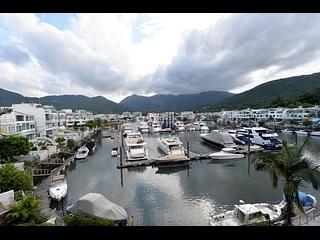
[0,13,320,102]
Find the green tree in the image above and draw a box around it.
[96,118,102,128]
[0,136,33,161]
[252,139,320,225]
[85,120,97,130]
[302,119,312,127]
[5,196,43,225]
[0,164,32,193]
[67,139,76,151]
[63,214,114,226]
[55,136,66,151]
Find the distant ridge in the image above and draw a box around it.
[120,91,233,112]
[0,88,128,113]
[202,72,320,111]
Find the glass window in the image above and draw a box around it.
[16,115,24,121]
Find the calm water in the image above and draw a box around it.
[53,129,320,226]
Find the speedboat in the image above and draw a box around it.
[294,130,309,136]
[173,121,185,132]
[209,148,245,160]
[49,175,68,202]
[209,203,284,226]
[201,130,237,149]
[124,132,148,161]
[228,129,251,145]
[111,147,118,157]
[137,122,149,133]
[310,131,320,137]
[75,146,89,160]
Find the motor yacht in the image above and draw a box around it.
[149,121,162,133]
[49,175,68,202]
[121,123,133,135]
[295,130,309,136]
[75,146,89,160]
[173,121,185,132]
[201,130,237,149]
[124,132,148,161]
[209,148,245,160]
[137,121,149,133]
[310,131,320,137]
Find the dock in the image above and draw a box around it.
[33,154,75,219]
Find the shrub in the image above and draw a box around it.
[63,214,114,226]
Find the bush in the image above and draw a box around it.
[0,164,32,193]
[63,214,114,226]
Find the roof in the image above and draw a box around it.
[235,204,261,215]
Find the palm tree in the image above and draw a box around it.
[5,196,43,225]
[252,139,320,225]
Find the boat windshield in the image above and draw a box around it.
[248,212,263,220]
[130,145,144,149]
[50,179,64,187]
[235,208,246,222]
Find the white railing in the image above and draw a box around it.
[292,204,320,225]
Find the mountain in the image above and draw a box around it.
[120,91,233,112]
[0,88,128,113]
[0,88,25,106]
[203,72,320,112]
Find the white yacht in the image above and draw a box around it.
[239,127,282,150]
[173,121,185,132]
[149,121,162,133]
[194,121,209,133]
[124,132,148,161]
[310,131,320,137]
[281,129,294,134]
[75,146,89,160]
[122,123,133,135]
[157,135,185,156]
[295,130,309,136]
[49,175,68,202]
[209,148,245,160]
[137,122,149,133]
[209,203,284,226]
[201,130,237,149]
[111,147,118,157]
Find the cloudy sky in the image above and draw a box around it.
[1,13,320,103]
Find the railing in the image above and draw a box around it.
[33,169,51,176]
[292,203,320,226]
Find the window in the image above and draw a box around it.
[16,115,24,121]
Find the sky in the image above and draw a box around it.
[1,13,320,103]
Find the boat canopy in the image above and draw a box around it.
[67,192,128,221]
[282,191,316,207]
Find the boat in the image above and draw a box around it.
[238,127,282,150]
[137,121,149,133]
[194,121,209,133]
[228,129,251,145]
[209,202,284,226]
[66,192,128,225]
[173,121,185,132]
[121,123,132,135]
[200,130,237,149]
[124,132,148,161]
[159,127,172,133]
[281,129,294,134]
[149,121,162,133]
[85,141,96,153]
[294,130,309,136]
[75,146,89,160]
[156,135,190,167]
[49,175,68,202]
[209,148,245,160]
[111,147,118,157]
[310,131,320,137]
[280,191,317,210]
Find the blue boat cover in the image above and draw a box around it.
[282,191,314,207]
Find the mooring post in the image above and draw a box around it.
[120,168,123,187]
[187,141,190,158]
[247,129,250,152]
[120,146,123,167]
[295,131,298,145]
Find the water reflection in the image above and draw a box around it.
[61,130,320,225]
[155,165,191,175]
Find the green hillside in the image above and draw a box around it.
[202,72,320,111]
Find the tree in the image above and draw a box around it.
[302,119,312,127]
[67,139,76,151]
[0,164,32,193]
[0,136,33,161]
[85,120,97,130]
[96,118,102,128]
[55,136,65,151]
[63,214,114,226]
[252,139,320,225]
[5,196,43,225]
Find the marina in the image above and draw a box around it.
[49,126,320,226]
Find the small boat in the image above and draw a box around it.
[310,131,320,137]
[173,121,185,132]
[149,121,162,133]
[75,146,89,160]
[111,147,118,157]
[281,129,294,134]
[159,127,172,133]
[209,202,284,226]
[194,121,209,133]
[209,148,245,160]
[201,130,237,149]
[295,130,309,136]
[121,123,133,135]
[49,175,68,202]
[137,121,149,133]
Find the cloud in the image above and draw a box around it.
[1,13,320,102]
[146,13,320,95]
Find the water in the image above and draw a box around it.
[53,130,320,226]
